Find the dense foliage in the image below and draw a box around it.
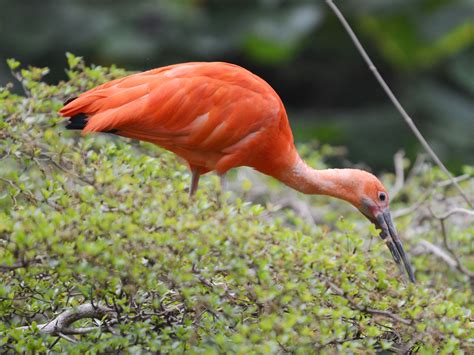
[1,0,473,171]
[0,58,473,353]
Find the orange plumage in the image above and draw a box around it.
[60,62,415,283]
[61,62,296,179]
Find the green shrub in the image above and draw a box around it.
[0,55,472,353]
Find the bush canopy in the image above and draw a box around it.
[0,56,473,353]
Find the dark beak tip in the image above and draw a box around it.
[375,209,416,284]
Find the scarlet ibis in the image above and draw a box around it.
[60,62,415,283]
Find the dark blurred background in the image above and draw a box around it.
[1,0,473,172]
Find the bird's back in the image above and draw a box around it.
[60,62,298,176]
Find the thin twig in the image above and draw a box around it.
[396,333,424,355]
[277,196,317,225]
[320,275,413,326]
[415,240,457,269]
[0,261,28,271]
[393,174,472,219]
[438,219,474,278]
[57,332,78,343]
[392,188,434,219]
[435,208,474,220]
[390,150,405,200]
[427,207,474,279]
[405,154,428,182]
[437,174,470,188]
[315,336,361,351]
[325,0,472,208]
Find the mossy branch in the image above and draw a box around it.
[16,304,115,336]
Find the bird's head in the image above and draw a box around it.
[280,163,416,283]
[348,171,415,283]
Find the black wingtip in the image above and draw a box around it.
[65,113,88,130]
[64,96,78,105]
[103,129,119,134]
[64,114,118,134]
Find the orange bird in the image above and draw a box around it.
[60,62,415,283]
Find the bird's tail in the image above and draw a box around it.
[60,97,117,134]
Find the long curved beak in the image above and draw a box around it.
[375,209,416,283]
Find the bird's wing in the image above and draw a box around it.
[60,63,285,171]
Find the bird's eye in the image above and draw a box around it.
[378,192,386,201]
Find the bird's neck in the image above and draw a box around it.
[275,156,360,207]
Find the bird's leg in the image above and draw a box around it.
[219,173,227,193]
[189,168,200,198]
[215,173,227,203]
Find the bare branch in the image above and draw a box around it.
[422,206,474,279]
[392,189,434,219]
[438,218,474,279]
[16,304,115,335]
[277,196,317,225]
[434,208,474,220]
[437,174,470,188]
[315,336,361,351]
[320,275,412,326]
[58,332,78,343]
[396,333,424,355]
[393,174,472,219]
[0,261,28,271]
[390,150,405,200]
[325,0,473,208]
[415,240,457,269]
